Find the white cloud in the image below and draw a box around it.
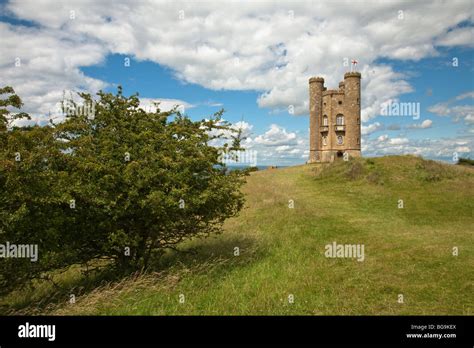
[0,0,472,127]
[428,103,450,116]
[363,134,473,160]
[436,27,474,47]
[428,91,474,125]
[456,91,474,100]
[139,98,194,113]
[360,66,413,122]
[0,22,108,124]
[275,145,291,152]
[408,119,433,129]
[389,137,409,145]
[206,118,254,148]
[420,120,433,129]
[254,124,297,146]
[226,123,308,164]
[361,122,383,135]
[1,1,473,165]
[420,119,433,128]
[455,146,471,153]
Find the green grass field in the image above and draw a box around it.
[2,155,473,315]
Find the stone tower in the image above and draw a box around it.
[308,72,361,163]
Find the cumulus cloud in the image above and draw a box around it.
[420,119,433,128]
[206,119,255,149]
[254,124,298,146]
[231,123,307,164]
[139,98,194,113]
[361,122,384,135]
[408,119,433,129]
[428,91,474,125]
[363,134,473,160]
[0,22,108,124]
[1,0,473,127]
[436,27,474,47]
[389,137,409,145]
[2,0,473,164]
[456,91,474,100]
[455,146,471,153]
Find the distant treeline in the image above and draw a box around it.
[457,157,474,166]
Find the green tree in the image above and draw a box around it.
[0,86,247,294]
[0,87,70,294]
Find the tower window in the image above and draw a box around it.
[337,135,344,145]
[338,101,342,105]
[357,138,360,144]
[323,115,328,126]
[323,136,327,146]
[357,118,360,125]
[336,114,344,125]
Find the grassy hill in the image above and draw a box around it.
[2,155,473,315]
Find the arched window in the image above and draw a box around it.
[337,135,344,145]
[323,115,328,126]
[336,114,344,125]
[322,136,327,146]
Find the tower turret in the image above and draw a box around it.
[343,72,361,157]
[309,77,324,163]
[338,81,345,92]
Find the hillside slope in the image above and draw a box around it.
[3,155,473,315]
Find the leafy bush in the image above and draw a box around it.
[0,87,247,294]
[415,159,453,182]
[457,157,474,166]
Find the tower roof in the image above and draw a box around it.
[344,72,361,78]
[309,77,324,83]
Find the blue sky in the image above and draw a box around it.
[82,54,307,138]
[1,0,473,165]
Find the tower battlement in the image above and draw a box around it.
[308,72,361,163]
[344,72,362,78]
[309,77,325,83]
[322,89,344,96]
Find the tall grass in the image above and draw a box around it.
[1,155,472,315]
